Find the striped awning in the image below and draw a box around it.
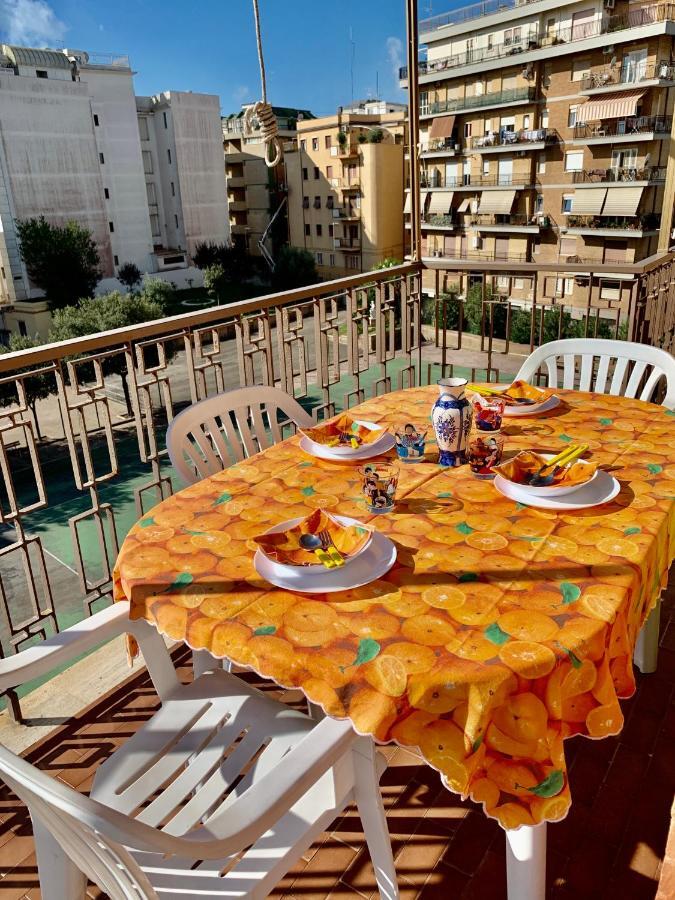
[602,186,644,216]
[576,89,645,123]
[421,190,430,212]
[457,198,471,213]
[572,188,607,215]
[404,192,411,214]
[429,115,455,139]
[477,190,516,214]
[427,191,453,214]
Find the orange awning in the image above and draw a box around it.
[429,115,456,139]
[577,89,645,123]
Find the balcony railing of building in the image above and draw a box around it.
[421,86,535,117]
[421,137,460,153]
[419,0,540,33]
[401,4,675,79]
[565,214,661,231]
[469,213,551,228]
[573,116,672,139]
[333,207,361,219]
[581,59,675,91]
[422,214,455,227]
[420,172,534,188]
[572,166,667,184]
[83,52,131,68]
[333,237,360,248]
[470,128,558,150]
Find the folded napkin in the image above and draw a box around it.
[500,380,553,403]
[253,509,372,566]
[300,413,386,448]
[494,450,597,487]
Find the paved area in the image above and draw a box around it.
[0,574,674,900]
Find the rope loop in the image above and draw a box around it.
[244,100,283,168]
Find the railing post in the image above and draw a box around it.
[406,0,422,263]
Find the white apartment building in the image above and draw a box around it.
[0,45,227,336]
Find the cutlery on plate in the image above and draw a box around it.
[298,532,336,567]
[529,444,588,486]
[318,529,345,566]
[468,384,536,405]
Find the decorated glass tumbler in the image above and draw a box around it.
[394,424,427,462]
[359,462,399,513]
[468,431,505,479]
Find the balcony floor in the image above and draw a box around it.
[1,577,675,900]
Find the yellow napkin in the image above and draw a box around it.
[494,450,597,488]
[253,509,372,566]
[300,413,386,447]
[500,380,553,404]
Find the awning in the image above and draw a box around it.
[602,186,644,216]
[421,190,430,212]
[457,198,471,213]
[576,89,645,123]
[429,115,455,139]
[427,191,453,214]
[572,188,607,215]
[477,190,516,214]
[404,192,411,214]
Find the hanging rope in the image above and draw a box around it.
[244,0,283,168]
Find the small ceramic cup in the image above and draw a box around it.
[359,462,399,513]
[394,423,427,463]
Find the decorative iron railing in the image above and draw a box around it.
[572,167,667,184]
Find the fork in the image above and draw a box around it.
[319,529,345,566]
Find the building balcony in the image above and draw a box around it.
[421,214,455,229]
[332,207,360,220]
[336,143,359,157]
[580,60,675,94]
[469,213,549,233]
[571,166,667,185]
[470,128,557,153]
[420,86,535,119]
[421,138,460,157]
[571,117,672,145]
[340,180,361,192]
[419,173,534,189]
[334,237,360,248]
[562,214,660,237]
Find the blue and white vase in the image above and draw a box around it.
[432,377,473,467]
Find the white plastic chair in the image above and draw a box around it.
[0,603,398,900]
[514,336,674,675]
[167,386,314,485]
[514,338,675,410]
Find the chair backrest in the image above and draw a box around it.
[513,338,675,408]
[166,386,314,485]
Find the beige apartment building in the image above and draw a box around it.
[223,106,315,260]
[402,0,675,309]
[285,102,407,279]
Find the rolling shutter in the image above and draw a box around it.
[477,190,516,214]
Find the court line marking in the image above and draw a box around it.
[43,548,80,577]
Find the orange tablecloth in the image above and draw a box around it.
[114,387,675,830]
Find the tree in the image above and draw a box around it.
[193,241,222,270]
[193,242,252,282]
[271,246,318,291]
[0,335,54,440]
[367,128,384,143]
[50,287,172,414]
[117,262,142,293]
[141,278,175,309]
[16,216,101,310]
[203,264,228,302]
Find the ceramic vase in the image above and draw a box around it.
[432,377,473,467]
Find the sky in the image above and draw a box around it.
[0,0,424,115]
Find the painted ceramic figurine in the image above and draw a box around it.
[394,423,427,461]
[432,377,473,467]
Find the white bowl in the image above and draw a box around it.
[504,454,598,498]
[258,515,373,570]
[303,420,388,458]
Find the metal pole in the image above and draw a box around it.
[405,0,422,263]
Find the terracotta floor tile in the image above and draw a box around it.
[0,854,38,900]
[460,849,507,900]
[417,862,470,898]
[439,810,498,876]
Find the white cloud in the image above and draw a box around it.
[386,36,403,79]
[0,0,67,46]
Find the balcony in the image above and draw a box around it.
[572,166,667,185]
[571,116,672,144]
[421,138,460,157]
[420,86,535,118]
[333,236,360,248]
[336,142,359,157]
[332,207,360,220]
[421,214,455,229]
[470,128,558,153]
[419,0,530,33]
[340,180,361,192]
[420,172,534,189]
[581,59,675,94]
[562,213,661,237]
[469,213,550,233]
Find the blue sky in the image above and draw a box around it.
[0,0,416,115]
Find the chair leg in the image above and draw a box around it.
[352,739,399,900]
[33,816,87,900]
[505,823,546,900]
[635,601,660,674]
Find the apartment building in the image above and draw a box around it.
[223,106,315,259]
[402,0,675,309]
[285,104,407,279]
[0,45,227,336]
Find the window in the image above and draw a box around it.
[535,194,544,212]
[502,74,517,91]
[326,196,334,209]
[150,213,160,236]
[523,114,530,129]
[600,279,621,301]
[541,109,549,129]
[174,214,179,228]
[146,182,157,204]
[316,224,322,236]
[142,151,152,173]
[497,275,509,289]
[487,34,494,50]
[314,166,320,179]
[328,224,334,237]
[611,148,638,169]
[329,253,335,266]
[303,196,309,208]
[572,57,590,82]
[312,138,319,151]
[108,221,114,233]
[36,70,47,79]
[93,114,99,127]
[114,255,119,266]
[568,106,578,128]
[537,156,546,174]
[326,165,333,178]
[464,123,472,138]
[562,194,574,213]
[17,320,27,336]
[300,139,306,150]
[171,181,175,196]
[482,159,490,176]
[167,148,172,164]
[163,111,168,129]
[515,278,525,289]
[316,252,323,264]
[565,150,584,172]
[302,167,308,180]
[560,237,577,257]
[304,223,310,236]
[99,152,105,164]
[325,135,332,149]
[484,119,492,134]
[347,255,359,270]
[104,187,110,199]
[565,278,574,296]
[138,118,149,141]
[313,196,321,208]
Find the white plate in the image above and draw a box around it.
[499,453,599,498]
[258,515,372,570]
[493,469,620,510]
[503,394,560,417]
[300,431,395,461]
[254,522,397,593]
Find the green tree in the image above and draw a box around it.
[140,278,175,309]
[117,262,142,293]
[366,128,384,143]
[203,264,228,302]
[193,241,222,270]
[16,216,101,310]
[0,335,54,440]
[50,288,172,414]
[271,246,318,291]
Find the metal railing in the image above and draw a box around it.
[422,214,454,227]
[471,128,557,150]
[469,214,550,227]
[421,172,533,188]
[573,116,672,139]
[422,86,535,116]
[419,0,540,33]
[572,167,667,184]
[421,138,459,153]
[402,4,675,78]
[581,59,675,90]
[565,214,661,231]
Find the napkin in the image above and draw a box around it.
[253,509,372,566]
[500,380,553,403]
[300,413,386,447]
[494,450,597,487]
